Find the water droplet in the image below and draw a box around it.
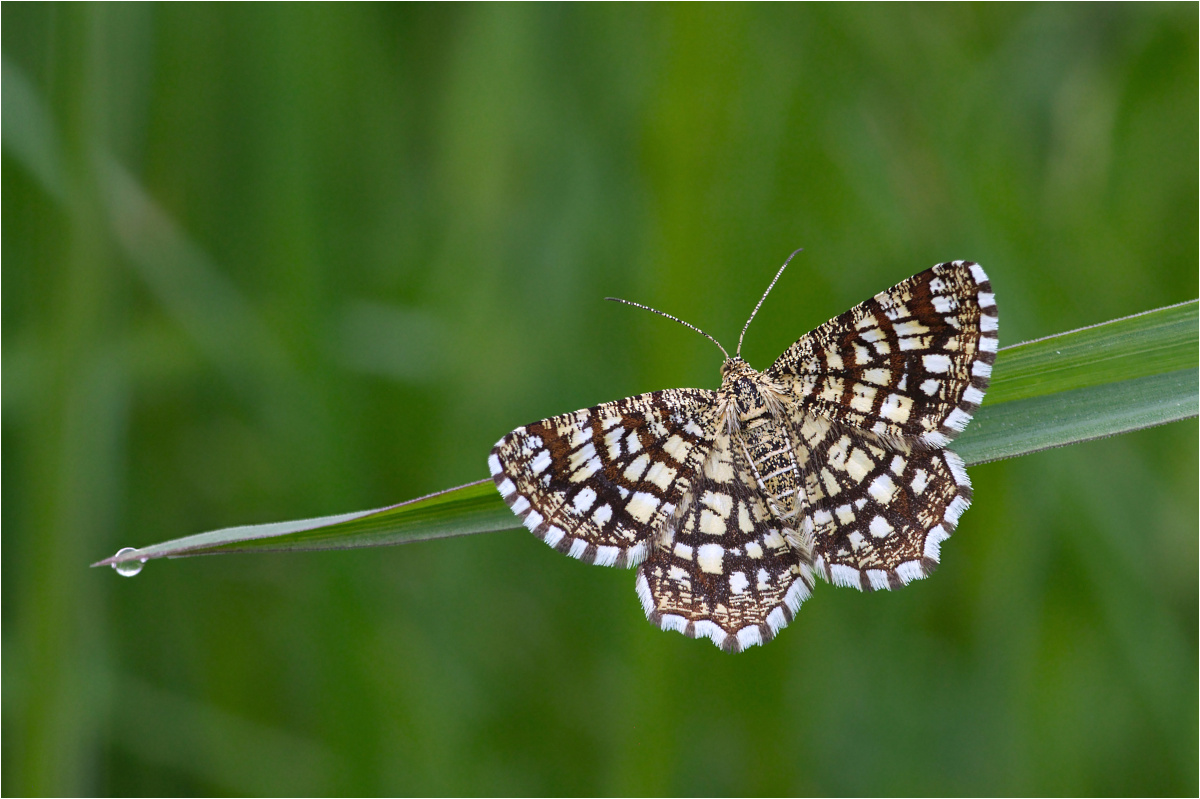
[112,547,146,577]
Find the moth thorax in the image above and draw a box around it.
[733,378,770,420]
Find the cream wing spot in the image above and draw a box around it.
[879,393,913,423]
[666,568,690,587]
[697,544,725,575]
[572,487,597,514]
[762,530,786,550]
[862,368,891,386]
[849,384,877,413]
[662,434,689,461]
[626,491,660,524]
[530,449,553,475]
[845,448,874,483]
[701,490,733,518]
[819,376,846,403]
[603,427,624,459]
[571,421,593,443]
[699,510,727,536]
[729,571,749,595]
[623,453,651,482]
[932,294,957,313]
[922,353,951,373]
[868,473,898,504]
[704,454,734,481]
[644,461,678,491]
[898,336,931,351]
[568,442,600,480]
[869,515,894,538]
[894,320,929,336]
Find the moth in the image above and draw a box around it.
[490,254,997,651]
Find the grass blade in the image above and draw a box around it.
[93,480,513,566]
[984,300,1197,404]
[95,301,1199,570]
[953,368,1197,465]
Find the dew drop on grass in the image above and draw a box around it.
[112,547,146,577]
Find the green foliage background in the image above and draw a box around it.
[3,4,1196,795]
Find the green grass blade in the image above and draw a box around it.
[93,480,514,567]
[953,369,1197,465]
[95,302,1199,570]
[985,300,1197,404]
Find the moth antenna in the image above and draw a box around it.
[737,248,803,357]
[605,297,731,361]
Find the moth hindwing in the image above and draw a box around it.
[491,260,996,652]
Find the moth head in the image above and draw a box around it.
[720,357,753,382]
[720,359,766,416]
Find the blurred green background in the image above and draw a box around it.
[3,4,1197,795]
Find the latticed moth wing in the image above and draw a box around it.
[787,413,971,590]
[636,431,815,652]
[767,261,998,450]
[490,388,717,568]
